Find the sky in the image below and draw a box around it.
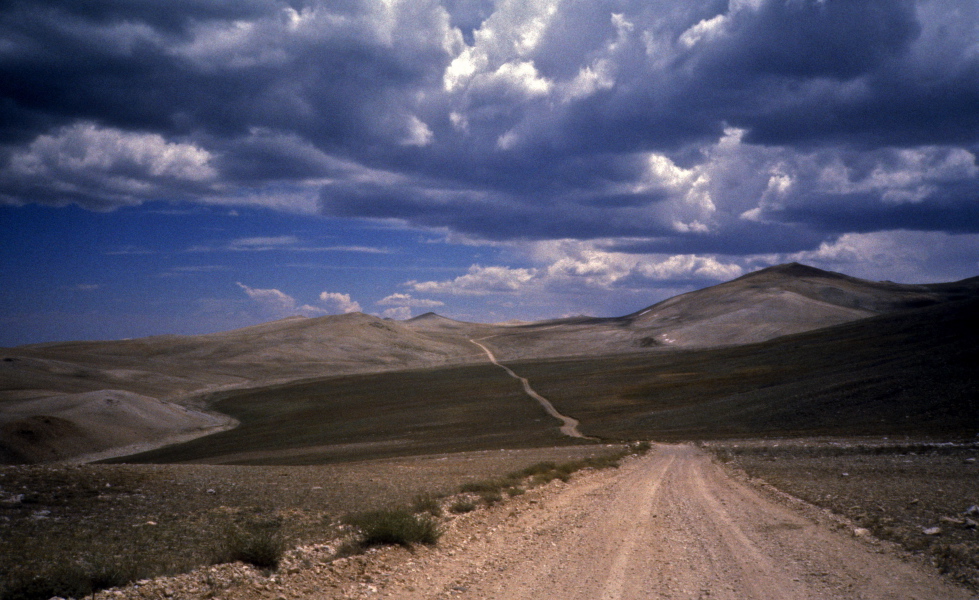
[1,0,978,346]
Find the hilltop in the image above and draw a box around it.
[473,262,979,359]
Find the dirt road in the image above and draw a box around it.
[470,338,590,439]
[341,444,971,600]
[89,445,975,600]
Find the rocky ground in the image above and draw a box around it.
[0,446,625,600]
[7,443,977,600]
[705,438,979,589]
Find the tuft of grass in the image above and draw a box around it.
[0,559,144,600]
[410,494,443,517]
[479,490,503,506]
[932,543,979,583]
[459,478,515,494]
[507,450,634,490]
[449,500,477,514]
[217,519,286,571]
[530,472,561,486]
[509,461,557,479]
[344,510,440,548]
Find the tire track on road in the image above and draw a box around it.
[598,453,675,600]
[688,458,809,600]
[318,444,974,600]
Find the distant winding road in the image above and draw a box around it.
[470,338,591,439]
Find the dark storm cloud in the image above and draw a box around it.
[319,178,680,241]
[1,0,977,254]
[0,0,446,147]
[718,0,920,79]
[780,190,979,235]
[606,221,829,256]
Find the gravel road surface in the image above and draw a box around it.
[348,444,972,600]
[88,444,973,600]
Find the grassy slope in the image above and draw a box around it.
[516,297,979,440]
[114,363,588,465]
[115,298,977,464]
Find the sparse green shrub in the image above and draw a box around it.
[712,448,734,463]
[931,542,979,588]
[411,494,443,517]
[529,472,560,487]
[479,490,503,506]
[449,500,477,514]
[555,462,578,478]
[509,461,557,480]
[1,561,138,600]
[506,487,525,497]
[459,478,513,494]
[587,454,624,469]
[218,520,285,571]
[344,510,440,548]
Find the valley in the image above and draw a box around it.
[1,263,977,599]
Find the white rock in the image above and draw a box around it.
[853,528,871,537]
[922,526,942,536]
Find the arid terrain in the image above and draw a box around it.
[0,262,974,463]
[1,263,978,599]
[5,444,974,600]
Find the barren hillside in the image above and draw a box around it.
[1,263,976,464]
[476,263,979,359]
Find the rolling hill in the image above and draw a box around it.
[2,263,977,463]
[471,263,979,360]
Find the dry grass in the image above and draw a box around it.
[516,298,979,441]
[112,363,590,465]
[344,510,440,549]
[0,445,627,600]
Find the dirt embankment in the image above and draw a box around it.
[87,445,972,600]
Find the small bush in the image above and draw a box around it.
[556,462,578,478]
[1,561,138,600]
[530,472,560,486]
[449,501,477,514]
[479,490,503,506]
[509,462,557,480]
[459,478,514,494]
[411,494,443,517]
[219,521,285,571]
[345,510,440,548]
[333,539,365,559]
[931,542,979,585]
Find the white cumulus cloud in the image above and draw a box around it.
[318,291,363,313]
[9,122,215,182]
[776,230,979,283]
[376,293,445,308]
[410,265,537,294]
[381,306,413,320]
[237,282,329,317]
[4,122,216,208]
[536,241,743,288]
